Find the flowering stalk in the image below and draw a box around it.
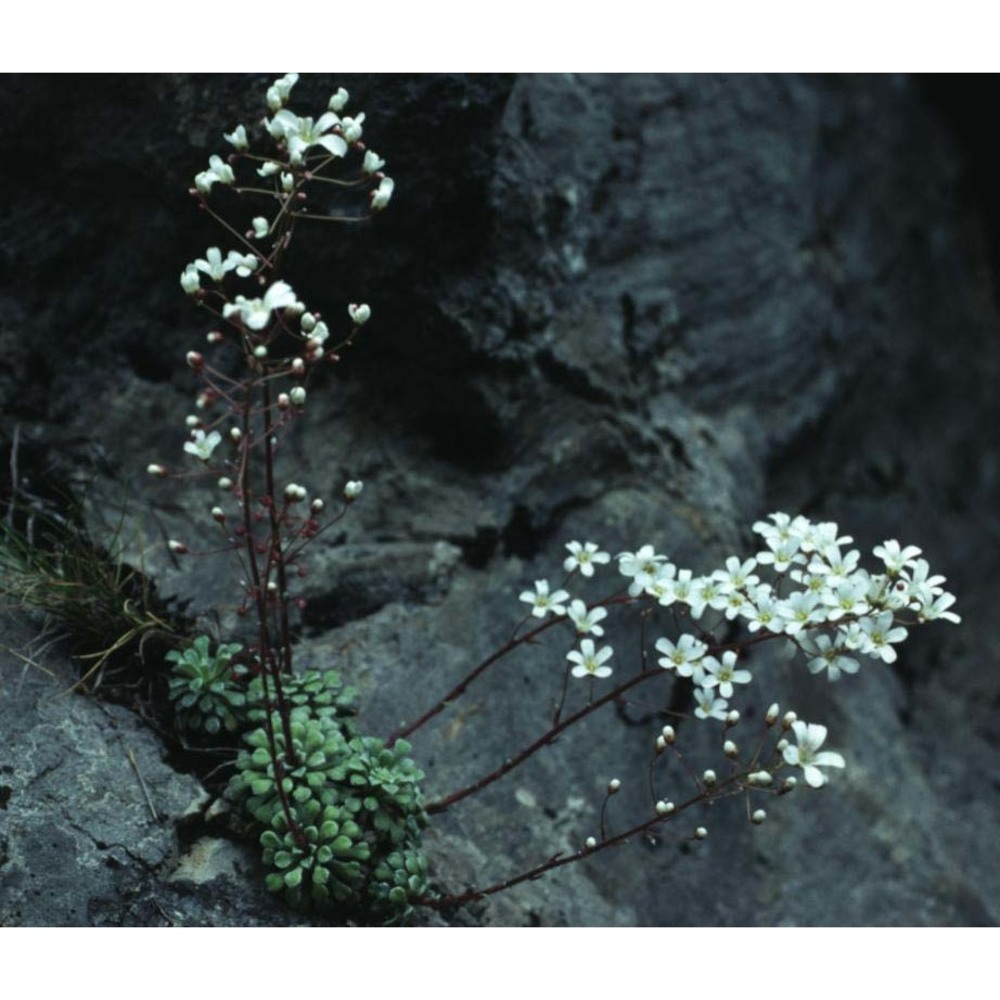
[152,74,391,848]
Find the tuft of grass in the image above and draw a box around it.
[1,485,182,693]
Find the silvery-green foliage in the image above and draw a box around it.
[246,668,357,733]
[166,636,245,735]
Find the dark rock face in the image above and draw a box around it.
[1,73,998,926]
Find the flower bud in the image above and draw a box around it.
[147,464,167,477]
[779,776,797,794]
[186,351,204,371]
[180,268,200,294]
[224,123,248,151]
[766,702,780,726]
[747,771,773,787]
[168,540,188,554]
[723,740,738,759]
[343,480,364,501]
[782,711,798,729]
[252,217,269,239]
[776,738,789,752]
[607,779,621,795]
[253,345,268,359]
[277,393,290,410]
[655,735,667,753]
[290,386,307,407]
[328,87,349,112]
[371,175,394,210]
[702,769,717,787]
[281,172,294,193]
[655,800,675,816]
[267,581,279,595]
[229,427,242,443]
[348,303,371,326]
[218,477,233,490]
[285,483,307,502]
[751,809,767,825]
[341,116,364,144]
[694,827,708,840]
[661,725,676,745]
[363,150,385,175]
[207,330,225,345]
[291,357,305,376]
[725,710,740,726]
[300,312,317,334]
[185,415,200,428]
[584,836,597,851]
[211,506,225,522]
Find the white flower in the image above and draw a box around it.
[566,599,607,637]
[252,217,269,239]
[363,150,386,175]
[857,611,908,663]
[223,281,299,331]
[796,632,860,682]
[655,634,708,677]
[343,480,364,500]
[348,303,371,325]
[757,535,805,573]
[328,87,349,113]
[267,109,348,165]
[901,558,947,607]
[744,587,787,634]
[183,429,222,462]
[235,254,257,278]
[687,576,724,620]
[711,556,759,594]
[563,541,611,577]
[266,73,298,111]
[819,576,870,620]
[223,124,248,151]
[567,638,613,679]
[917,592,961,624]
[194,154,234,195]
[808,544,861,588]
[775,590,823,634]
[693,688,729,721]
[644,563,677,603]
[873,539,923,574]
[371,175,394,210]
[782,721,845,787]
[193,247,248,282]
[309,321,330,344]
[699,650,752,699]
[340,113,365,144]
[519,580,570,619]
[180,267,200,294]
[618,544,665,581]
[652,566,692,606]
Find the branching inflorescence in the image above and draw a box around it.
[151,73,961,923]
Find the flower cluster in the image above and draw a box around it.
[515,513,959,787]
[150,75,387,564]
